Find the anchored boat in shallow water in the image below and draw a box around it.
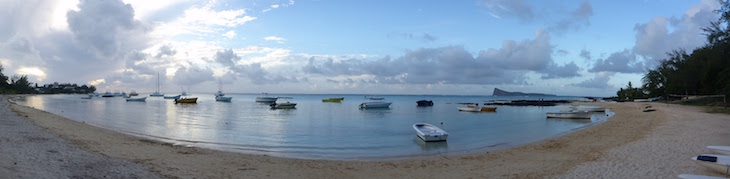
[413,123,448,142]
[360,97,392,109]
[457,105,496,112]
[174,97,197,104]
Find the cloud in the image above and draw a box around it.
[633,0,719,66]
[264,36,286,43]
[540,62,581,79]
[589,49,645,73]
[213,49,299,84]
[480,0,535,22]
[387,32,438,42]
[548,0,593,35]
[572,72,613,89]
[223,30,236,39]
[579,49,591,61]
[172,65,214,86]
[155,44,177,58]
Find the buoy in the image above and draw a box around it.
[440,122,443,125]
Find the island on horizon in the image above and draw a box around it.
[492,88,556,97]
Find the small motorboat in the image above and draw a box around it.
[708,146,730,155]
[546,110,593,119]
[270,102,297,109]
[174,97,197,104]
[360,97,392,109]
[416,100,434,106]
[126,97,147,102]
[692,154,730,175]
[129,90,139,96]
[458,105,497,112]
[215,95,232,102]
[164,95,181,99]
[322,97,344,102]
[256,93,278,103]
[80,94,93,99]
[413,123,448,142]
[101,92,114,97]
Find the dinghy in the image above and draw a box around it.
[125,97,146,102]
[708,146,730,155]
[413,123,448,142]
[692,154,730,175]
[457,105,496,112]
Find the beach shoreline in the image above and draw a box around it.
[2,95,729,178]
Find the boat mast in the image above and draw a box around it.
[156,72,160,93]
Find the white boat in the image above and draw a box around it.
[708,146,730,155]
[360,97,392,109]
[163,95,181,99]
[256,93,278,103]
[125,97,146,102]
[214,78,232,102]
[546,110,593,119]
[678,174,727,179]
[570,106,606,112]
[692,154,730,175]
[458,105,497,112]
[270,97,296,109]
[150,72,164,97]
[413,123,448,142]
[215,96,232,102]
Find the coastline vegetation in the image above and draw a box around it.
[624,1,729,107]
[0,65,96,94]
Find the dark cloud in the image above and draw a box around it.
[588,49,644,73]
[213,49,299,84]
[540,62,581,79]
[572,73,613,89]
[480,0,535,22]
[172,65,214,86]
[214,49,241,67]
[633,0,718,67]
[155,45,177,58]
[579,49,591,61]
[66,0,149,59]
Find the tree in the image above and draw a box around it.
[0,65,9,91]
[10,75,35,94]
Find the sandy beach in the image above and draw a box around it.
[2,95,729,178]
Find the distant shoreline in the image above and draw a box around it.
[3,95,729,178]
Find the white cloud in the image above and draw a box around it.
[264,36,287,43]
[16,66,47,81]
[572,72,613,89]
[223,30,236,39]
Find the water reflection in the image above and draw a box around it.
[413,137,449,151]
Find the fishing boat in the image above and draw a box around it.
[256,93,278,103]
[692,154,730,175]
[215,95,232,102]
[322,97,344,102]
[214,79,232,102]
[546,110,593,119]
[129,90,139,96]
[150,72,164,97]
[359,97,392,109]
[101,92,114,97]
[457,105,497,112]
[126,97,146,102]
[708,146,730,155]
[417,100,434,106]
[270,97,296,109]
[413,123,448,142]
[174,97,198,104]
[163,95,181,99]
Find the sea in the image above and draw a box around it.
[14,94,612,160]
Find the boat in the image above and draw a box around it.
[150,72,165,97]
[214,79,232,102]
[322,97,344,102]
[359,97,392,109]
[101,92,114,97]
[80,94,93,99]
[129,90,139,96]
[126,97,146,102]
[457,105,497,112]
[570,106,606,112]
[174,97,198,104]
[413,123,448,142]
[708,146,730,155]
[692,154,730,175]
[270,97,296,109]
[180,87,188,96]
[546,110,593,119]
[163,95,181,99]
[417,100,434,106]
[256,93,278,103]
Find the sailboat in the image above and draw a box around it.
[150,72,164,97]
[215,78,232,102]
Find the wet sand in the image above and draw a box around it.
[2,95,729,178]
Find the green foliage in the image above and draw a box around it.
[640,0,730,101]
[617,81,647,100]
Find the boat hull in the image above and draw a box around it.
[256,97,278,103]
[708,146,730,156]
[271,103,296,109]
[215,96,232,102]
[413,123,448,142]
[174,98,197,104]
[164,95,181,99]
[322,97,344,102]
[546,112,593,119]
[126,97,146,102]
[458,107,497,112]
[692,154,730,175]
[416,100,434,106]
[360,102,392,108]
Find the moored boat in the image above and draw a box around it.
[256,93,278,103]
[174,97,198,104]
[413,123,448,142]
[458,105,497,112]
[129,90,139,96]
[126,97,146,102]
[416,100,434,106]
[270,97,296,109]
[150,72,164,97]
[101,92,114,97]
[360,97,392,109]
[215,96,232,102]
[546,111,593,119]
[163,95,181,99]
[80,94,93,99]
[570,106,606,112]
[691,154,730,175]
[322,97,344,102]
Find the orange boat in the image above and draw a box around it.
[174,97,198,104]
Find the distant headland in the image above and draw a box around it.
[492,88,556,96]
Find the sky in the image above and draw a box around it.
[0,0,722,97]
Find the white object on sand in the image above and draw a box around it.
[692,154,730,175]
[678,174,726,179]
[708,146,730,156]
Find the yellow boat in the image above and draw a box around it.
[322,97,344,102]
[174,97,198,104]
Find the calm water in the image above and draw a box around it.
[15,94,611,160]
